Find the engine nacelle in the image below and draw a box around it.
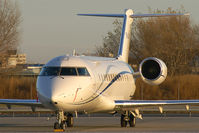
[139,57,167,85]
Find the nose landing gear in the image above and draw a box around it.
[121,111,136,127]
[54,111,74,130]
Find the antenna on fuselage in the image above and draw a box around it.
[78,9,189,63]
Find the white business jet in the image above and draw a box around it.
[0,9,199,130]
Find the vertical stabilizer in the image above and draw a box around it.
[78,10,188,63]
[117,9,134,63]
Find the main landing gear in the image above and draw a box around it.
[54,111,74,130]
[121,111,136,127]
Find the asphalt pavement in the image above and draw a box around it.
[0,116,198,132]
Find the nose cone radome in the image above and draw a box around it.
[37,77,67,109]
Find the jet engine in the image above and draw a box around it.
[139,57,167,85]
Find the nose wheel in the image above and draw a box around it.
[66,113,74,127]
[54,121,66,130]
[54,111,74,130]
[121,111,136,127]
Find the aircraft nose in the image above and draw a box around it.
[50,93,62,105]
[37,78,66,108]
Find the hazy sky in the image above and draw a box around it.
[16,0,199,63]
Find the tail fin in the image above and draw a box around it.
[117,9,133,63]
[78,9,189,63]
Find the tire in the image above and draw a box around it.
[60,122,66,130]
[129,114,136,127]
[54,122,59,129]
[67,114,74,127]
[121,114,127,127]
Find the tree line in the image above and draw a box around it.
[0,75,199,100]
[0,76,37,99]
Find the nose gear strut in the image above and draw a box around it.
[54,111,74,130]
[121,111,136,127]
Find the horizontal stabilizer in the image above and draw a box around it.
[131,13,190,18]
[78,13,189,18]
[77,14,124,18]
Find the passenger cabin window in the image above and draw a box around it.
[40,67,90,76]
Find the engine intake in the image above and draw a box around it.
[139,57,167,85]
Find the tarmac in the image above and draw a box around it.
[0,116,199,132]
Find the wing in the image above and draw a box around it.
[115,100,199,108]
[114,100,199,118]
[0,99,44,112]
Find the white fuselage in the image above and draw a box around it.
[37,55,136,113]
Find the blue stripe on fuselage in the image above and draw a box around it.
[73,71,130,105]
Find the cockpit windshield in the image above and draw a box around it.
[60,68,77,76]
[40,67,90,76]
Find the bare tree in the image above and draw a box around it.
[96,8,199,75]
[0,0,21,57]
[96,20,122,57]
[133,8,198,75]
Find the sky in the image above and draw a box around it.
[16,0,199,63]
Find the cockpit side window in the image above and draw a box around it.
[40,67,60,76]
[77,67,90,76]
[60,68,77,76]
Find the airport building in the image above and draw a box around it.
[0,50,26,68]
[0,50,44,76]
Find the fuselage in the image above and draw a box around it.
[37,55,136,113]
